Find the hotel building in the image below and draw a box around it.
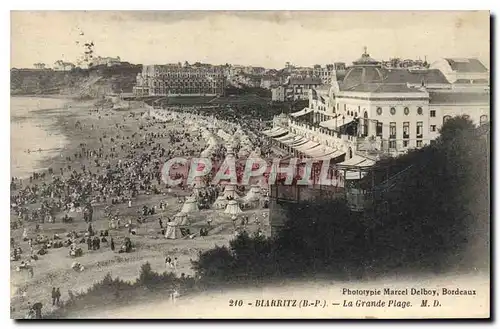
[264,49,489,193]
[133,64,226,97]
[265,49,489,233]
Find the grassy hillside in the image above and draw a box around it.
[10,63,142,98]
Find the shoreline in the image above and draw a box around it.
[10,97,78,179]
[10,98,266,319]
[10,94,80,100]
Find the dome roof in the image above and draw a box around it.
[341,48,386,90]
[352,47,381,66]
[342,66,387,90]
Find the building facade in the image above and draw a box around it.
[271,77,323,102]
[265,48,490,169]
[53,61,76,71]
[266,50,489,231]
[92,56,121,67]
[33,63,46,70]
[133,64,226,97]
[430,58,489,85]
[260,76,281,89]
[271,86,286,102]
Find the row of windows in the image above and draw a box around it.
[152,83,220,87]
[152,88,220,94]
[150,77,224,83]
[151,83,222,88]
[388,121,424,139]
[389,140,423,149]
[340,105,425,117]
[377,106,424,116]
[428,115,488,133]
[340,105,489,127]
[443,114,489,124]
[152,73,224,77]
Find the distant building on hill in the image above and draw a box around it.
[33,63,46,70]
[92,56,122,67]
[260,76,281,89]
[53,60,75,71]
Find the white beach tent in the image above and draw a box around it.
[224,200,243,215]
[181,196,199,213]
[213,195,229,210]
[238,148,251,158]
[174,212,190,226]
[200,149,213,158]
[165,221,183,239]
[222,184,239,199]
[243,185,262,203]
[249,147,262,158]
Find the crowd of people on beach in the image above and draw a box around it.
[11,101,279,319]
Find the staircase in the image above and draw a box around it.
[76,76,103,98]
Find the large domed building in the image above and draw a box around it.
[264,48,489,170]
[264,48,489,229]
[341,49,387,90]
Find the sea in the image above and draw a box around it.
[10,97,70,179]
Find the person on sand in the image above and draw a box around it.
[25,304,35,319]
[165,256,171,268]
[51,288,57,306]
[55,288,61,306]
[110,238,115,251]
[32,302,43,319]
[159,218,163,229]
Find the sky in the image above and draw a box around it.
[10,11,490,69]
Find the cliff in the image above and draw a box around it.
[11,63,142,99]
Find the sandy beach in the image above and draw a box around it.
[10,97,270,319]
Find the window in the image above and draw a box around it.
[430,125,437,132]
[480,115,488,125]
[390,107,396,115]
[416,121,423,138]
[417,107,423,115]
[403,140,409,148]
[376,107,382,115]
[376,122,383,137]
[430,110,436,117]
[443,115,451,124]
[404,107,410,115]
[390,122,396,139]
[389,140,397,149]
[403,122,410,138]
[416,140,423,148]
